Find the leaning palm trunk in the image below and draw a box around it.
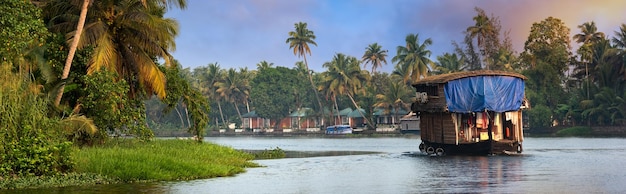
[217,100,226,129]
[303,55,326,126]
[347,93,374,129]
[174,106,186,128]
[55,0,90,106]
[333,94,340,124]
[183,102,191,128]
[234,101,243,128]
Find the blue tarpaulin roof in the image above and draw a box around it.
[444,75,524,113]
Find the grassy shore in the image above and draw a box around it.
[1,139,258,189]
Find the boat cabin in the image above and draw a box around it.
[411,70,529,155]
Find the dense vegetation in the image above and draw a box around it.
[2,0,626,189]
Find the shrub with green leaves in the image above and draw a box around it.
[0,0,72,177]
[0,0,48,64]
[80,70,153,141]
[0,67,73,177]
[526,104,553,129]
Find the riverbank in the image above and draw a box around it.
[203,129,411,137]
[526,126,626,137]
[0,139,258,190]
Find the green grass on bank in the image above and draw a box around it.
[72,139,259,182]
[555,126,593,136]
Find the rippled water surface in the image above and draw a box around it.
[14,136,626,193]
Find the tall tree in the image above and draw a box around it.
[54,0,90,106]
[574,21,606,45]
[321,53,373,128]
[612,24,626,80]
[391,33,433,84]
[520,17,572,127]
[250,66,304,130]
[613,24,626,49]
[466,8,493,51]
[286,22,325,124]
[163,62,209,142]
[466,7,504,70]
[361,43,388,73]
[193,63,227,128]
[46,0,186,101]
[574,21,606,99]
[215,68,250,125]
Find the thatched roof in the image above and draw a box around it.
[412,70,527,85]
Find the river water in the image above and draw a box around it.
[12,136,626,193]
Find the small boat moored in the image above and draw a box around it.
[325,125,352,134]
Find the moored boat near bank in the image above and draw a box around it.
[326,125,353,134]
[411,70,529,156]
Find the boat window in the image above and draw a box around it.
[414,85,439,96]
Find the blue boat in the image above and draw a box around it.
[325,125,352,134]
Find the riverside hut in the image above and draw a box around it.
[411,70,529,156]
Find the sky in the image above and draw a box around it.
[164,0,626,73]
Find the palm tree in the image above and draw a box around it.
[573,21,606,45]
[361,43,388,73]
[613,24,626,49]
[466,11,492,49]
[612,24,626,80]
[574,21,606,99]
[321,53,373,128]
[286,22,325,124]
[466,8,495,69]
[318,77,340,124]
[374,81,413,125]
[215,68,250,125]
[194,63,227,128]
[256,60,274,70]
[46,0,186,101]
[391,62,412,86]
[391,33,433,84]
[432,53,466,75]
[238,67,253,113]
[54,0,90,106]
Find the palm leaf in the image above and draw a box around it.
[61,115,98,136]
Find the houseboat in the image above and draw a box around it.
[411,70,529,156]
[326,125,352,134]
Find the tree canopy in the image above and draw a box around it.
[250,66,306,128]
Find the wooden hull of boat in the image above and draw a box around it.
[419,140,522,156]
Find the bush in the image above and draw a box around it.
[526,104,553,129]
[1,67,73,177]
[80,70,153,142]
